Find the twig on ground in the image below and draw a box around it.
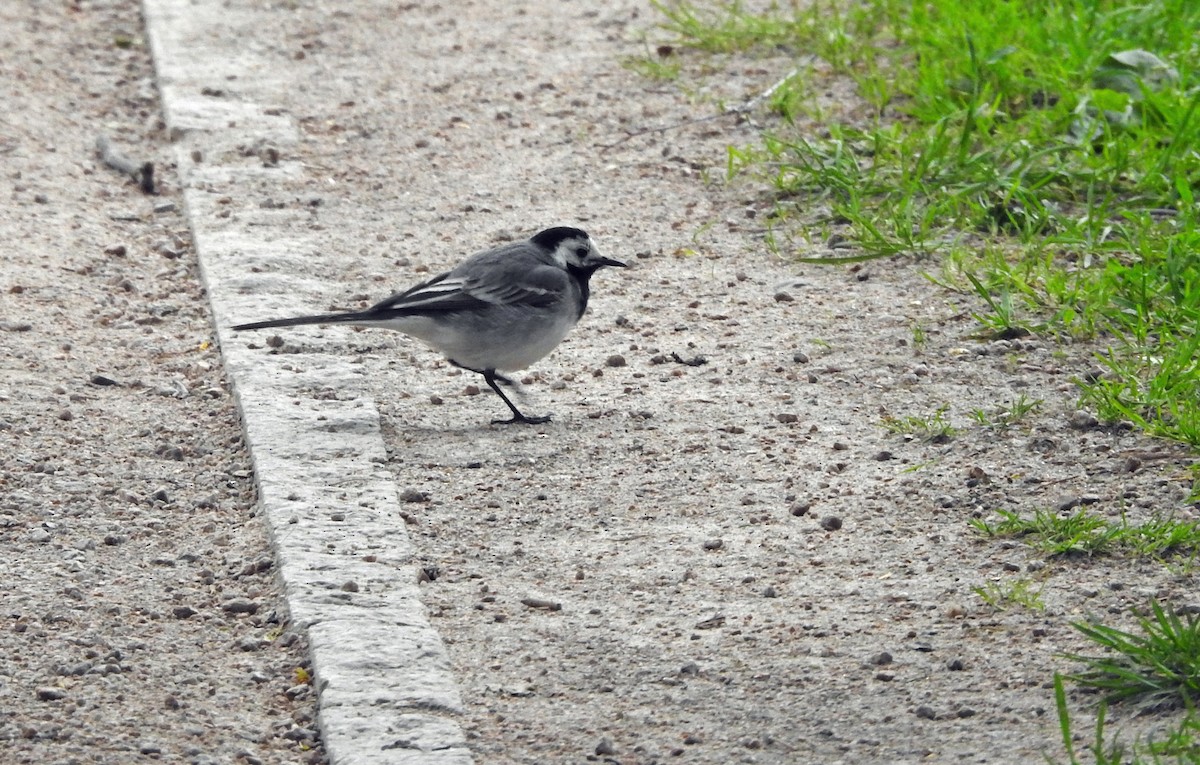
[95,134,156,194]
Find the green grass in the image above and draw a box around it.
[1053,603,1200,763]
[970,394,1043,430]
[974,577,1046,612]
[1054,673,1200,764]
[971,508,1200,559]
[879,404,957,442]
[1066,601,1200,711]
[642,0,1200,452]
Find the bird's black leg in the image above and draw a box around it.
[481,370,551,425]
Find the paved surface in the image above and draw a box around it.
[124,1,1200,763]
[142,1,470,762]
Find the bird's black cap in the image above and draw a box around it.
[531,226,590,250]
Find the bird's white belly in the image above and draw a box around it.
[366,310,577,372]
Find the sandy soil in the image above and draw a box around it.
[0,2,325,763]
[3,1,1197,764]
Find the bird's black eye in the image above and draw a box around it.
[574,247,589,259]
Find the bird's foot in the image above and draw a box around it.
[491,412,552,426]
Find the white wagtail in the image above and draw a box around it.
[232,227,626,424]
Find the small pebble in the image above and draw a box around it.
[870,652,893,666]
[221,598,260,615]
[915,705,937,720]
[702,538,723,551]
[773,291,794,303]
[789,501,811,517]
[819,516,842,531]
[1068,411,1098,429]
[595,738,616,756]
[36,687,66,701]
[947,658,965,671]
[172,606,198,619]
[399,488,427,503]
[605,354,626,368]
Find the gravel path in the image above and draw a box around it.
[1,2,325,763]
[3,1,1197,764]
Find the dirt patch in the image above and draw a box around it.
[0,3,324,763]
[3,1,1197,764]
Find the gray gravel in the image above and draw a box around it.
[3,1,1198,764]
[0,2,325,763]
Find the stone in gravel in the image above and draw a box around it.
[283,727,318,742]
[221,598,260,615]
[874,450,894,461]
[947,658,965,671]
[36,687,67,701]
[595,738,616,755]
[819,515,842,531]
[520,597,561,611]
[1068,410,1099,429]
[773,291,794,303]
[915,705,937,720]
[762,586,777,598]
[775,412,799,423]
[284,684,311,700]
[792,350,809,363]
[870,652,893,666]
[789,501,811,517]
[173,606,197,619]
[341,581,359,592]
[605,354,626,367]
[680,662,701,676]
[150,486,170,502]
[399,488,427,502]
[57,661,93,676]
[875,671,894,681]
[702,538,723,551]
[29,529,51,543]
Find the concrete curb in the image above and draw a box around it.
[140,1,473,762]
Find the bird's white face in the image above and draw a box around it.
[551,234,600,269]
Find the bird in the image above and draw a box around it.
[231,226,626,425]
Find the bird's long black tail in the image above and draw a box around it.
[231,311,373,331]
